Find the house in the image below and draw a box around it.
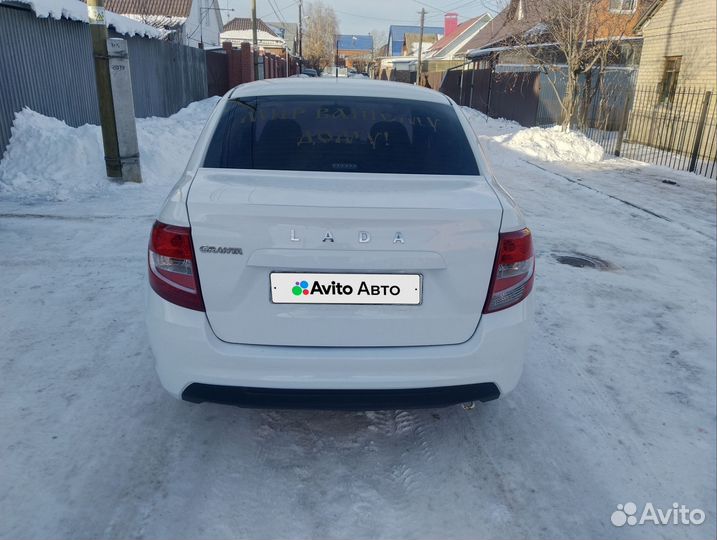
[401,32,439,56]
[450,0,655,126]
[412,13,494,82]
[626,0,716,162]
[425,13,493,61]
[267,21,298,55]
[387,24,443,56]
[101,0,223,48]
[221,17,286,55]
[463,0,651,68]
[633,0,716,93]
[336,34,373,71]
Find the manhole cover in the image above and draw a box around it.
[553,253,613,270]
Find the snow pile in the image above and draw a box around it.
[462,106,604,163]
[502,126,604,162]
[0,97,219,201]
[0,111,106,201]
[134,98,219,187]
[0,0,165,38]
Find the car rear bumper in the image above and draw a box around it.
[146,289,533,408]
[182,382,501,410]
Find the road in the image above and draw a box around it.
[1,113,715,539]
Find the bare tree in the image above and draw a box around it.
[370,29,388,57]
[303,1,339,71]
[508,0,641,129]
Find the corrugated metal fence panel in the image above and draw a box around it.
[489,71,541,127]
[536,67,637,127]
[536,70,568,126]
[0,4,207,156]
[123,35,208,118]
[0,5,100,155]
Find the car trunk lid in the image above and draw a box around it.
[187,169,502,347]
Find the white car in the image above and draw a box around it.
[146,78,534,410]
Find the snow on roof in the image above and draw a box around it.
[336,34,373,51]
[220,28,285,47]
[387,24,443,55]
[1,0,165,38]
[428,17,480,53]
[122,13,186,30]
[426,14,492,58]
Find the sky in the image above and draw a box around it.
[222,0,503,37]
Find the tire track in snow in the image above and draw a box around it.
[522,160,716,241]
[523,161,672,221]
[362,409,448,536]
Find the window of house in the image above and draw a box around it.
[660,56,682,103]
[609,0,637,13]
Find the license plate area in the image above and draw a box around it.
[270,273,422,305]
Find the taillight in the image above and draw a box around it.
[148,221,205,311]
[483,227,534,313]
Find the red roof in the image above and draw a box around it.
[223,17,277,36]
[98,0,192,17]
[429,16,481,54]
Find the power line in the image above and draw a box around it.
[412,0,491,16]
[333,8,439,24]
[443,0,483,12]
[267,0,287,25]
[258,0,298,20]
[412,0,449,12]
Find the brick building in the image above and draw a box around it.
[336,34,373,71]
[633,0,717,92]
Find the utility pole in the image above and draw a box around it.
[86,0,121,178]
[416,7,426,86]
[86,0,141,182]
[335,37,339,78]
[251,0,259,79]
[298,0,303,71]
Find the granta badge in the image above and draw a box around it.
[199,246,243,255]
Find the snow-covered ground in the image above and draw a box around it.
[0,100,715,539]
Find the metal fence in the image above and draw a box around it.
[440,66,541,126]
[567,85,716,179]
[439,62,716,179]
[0,4,207,156]
[620,87,716,178]
[535,67,637,130]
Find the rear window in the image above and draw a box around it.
[203,96,479,175]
